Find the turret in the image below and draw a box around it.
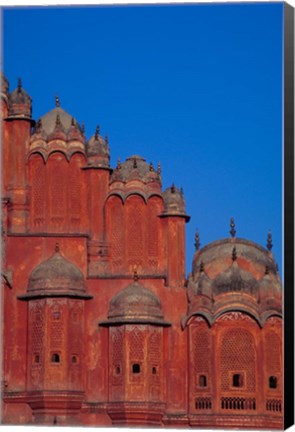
[160,184,190,287]
[4,78,33,233]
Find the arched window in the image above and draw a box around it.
[269,376,278,389]
[199,374,207,387]
[51,353,60,363]
[132,363,141,374]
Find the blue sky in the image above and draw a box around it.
[2,3,283,275]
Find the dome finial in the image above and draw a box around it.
[105,133,109,144]
[17,77,22,93]
[81,122,85,134]
[55,242,60,253]
[230,217,236,238]
[149,162,154,172]
[133,157,138,169]
[267,230,273,251]
[55,95,60,107]
[171,183,175,193]
[194,229,200,251]
[232,246,237,261]
[117,157,121,169]
[200,261,205,273]
[95,125,100,140]
[157,162,161,175]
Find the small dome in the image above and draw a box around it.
[102,281,170,326]
[161,184,189,220]
[8,79,32,119]
[110,155,161,185]
[28,247,85,295]
[191,269,213,298]
[86,126,110,168]
[213,260,258,296]
[38,107,77,136]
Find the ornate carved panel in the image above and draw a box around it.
[48,153,67,231]
[106,196,125,271]
[126,196,146,269]
[68,154,83,230]
[29,154,46,231]
[220,328,256,393]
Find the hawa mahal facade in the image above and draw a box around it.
[1,74,283,428]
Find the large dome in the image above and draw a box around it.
[185,237,282,327]
[110,155,161,185]
[101,281,170,326]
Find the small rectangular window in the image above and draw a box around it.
[132,363,140,374]
[232,373,243,387]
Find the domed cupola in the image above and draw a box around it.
[213,250,259,297]
[101,276,170,326]
[8,78,32,119]
[20,244,91,300]
[85,125,110,168]
[110,155,161,187]
[184,221,282,327]
[161,184,189,220]
[31,96,84,146]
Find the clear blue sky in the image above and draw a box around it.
[2,3,283,275]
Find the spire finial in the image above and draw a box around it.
[55,95,60,107]
[171,183,175,193]
[95,125,100,140]
[194,229,200,251]
[200,261,205,273]
[149,162,154,172]
[71,117,75,126]
[157,162,161,175]
[230,217,236,238]
[267,230,273,251]
[81,122,85,134]
[133,158,137,169]
[105,133,109,144]
[232,246,237,261]
[55,242,60,253]
[117,157,121,169]
[17,77,22,92]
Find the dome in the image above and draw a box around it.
[86,126,110,168]
[110,155,161,185]
[185,237,282,325]
[27,246,86,296]
[101,281,170,326]
[31,98,84,144]
[8,79,32,119]
[161,184,190,220]
[213,260,258,296]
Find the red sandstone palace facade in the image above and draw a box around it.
[1,74,283,428]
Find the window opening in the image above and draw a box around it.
[132,363,140,374]
[269,376,278,389]
[116,365,121,374]
[199,374,207,387]
[34,354,40,363]
[232,373,243,387]
[152,366,157,375]
[71,355,78,364]
[51,353,60,363]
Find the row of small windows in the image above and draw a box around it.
[34,353,78,364]
[197,373,278,389]
[115,364,158,375]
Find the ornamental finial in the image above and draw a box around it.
[117,157,121,169]
[81,122,85,134]
[17,77,22,92]
[194,229,200,251]
[133,158,137,169]
[95,125,100,140]
[149,162,154,172]
[105,133,109,144]
[171,183,175,193]
[157,162,161,175]
[200,261,205,273]
[267,230,273,251]
[55,95,60,107]
[232,246,237,261]
[71,117,75,126]
[55,114,61,126]
[230,217,236,238]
